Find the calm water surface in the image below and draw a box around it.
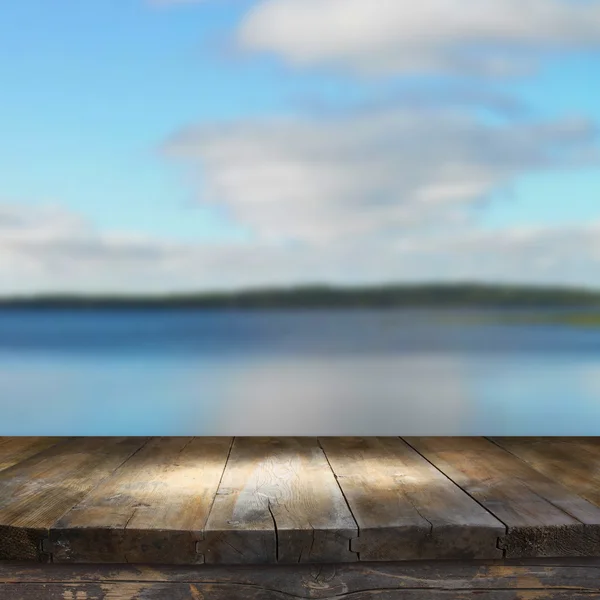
[1,308,600,435]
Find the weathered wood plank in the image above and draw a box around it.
[3,559,600,599]
[50,437,232,564]
[491,437,600,509]
[405,437,600,559]
[2,583,598,599]
[199,437,358,564]
[319,437,504,561]
[0,437,147,562]
[0,438,66,474]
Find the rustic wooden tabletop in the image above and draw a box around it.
[1,436,600,566]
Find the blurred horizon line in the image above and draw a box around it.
[3,281,600,308]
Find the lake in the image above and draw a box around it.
[1,308,600,436]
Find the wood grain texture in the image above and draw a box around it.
[0,437,147,562]
[51,437,232,564]
[4,436,600,566]
[198,437,358,564]
[319,437,505,561]
[405,437,600,559]
[3,559,600,599]
[491,438,600,509]
[2,584,598,599]
[0,438,66,474]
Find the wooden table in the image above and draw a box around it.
[2,436,600,598]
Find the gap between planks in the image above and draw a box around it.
[401,436,511,554]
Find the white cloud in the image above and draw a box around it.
[0,204,192,293]
[2,202,600,294]
[238,0,600,76]
[162,105,598,244]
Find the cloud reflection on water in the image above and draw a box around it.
[214,354,474,436]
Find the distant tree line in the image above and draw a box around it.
[2,283,600,309]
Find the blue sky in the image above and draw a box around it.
[1,0,600,293]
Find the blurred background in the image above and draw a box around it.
[1,0,600,435]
